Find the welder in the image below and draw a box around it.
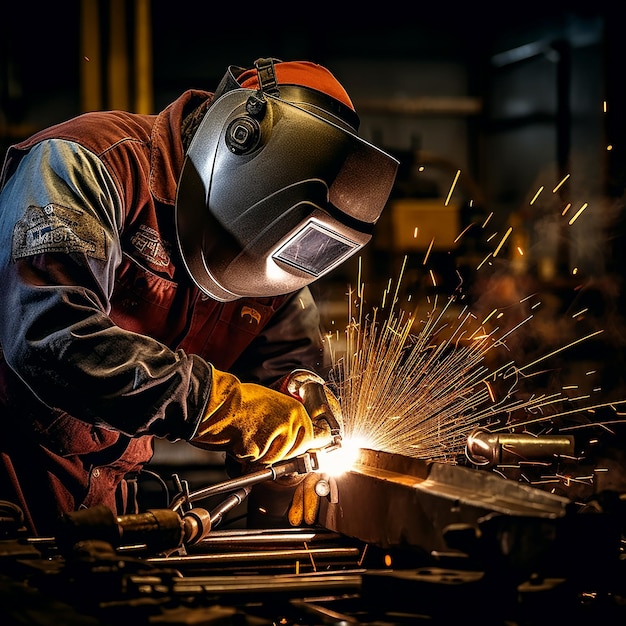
[0,57,399,536]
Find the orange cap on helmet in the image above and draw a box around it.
[237,61,356,113]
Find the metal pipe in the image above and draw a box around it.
[148,546,361,566]
[129,572,363,595]
[193,527,339,547]
[465,428,575,467]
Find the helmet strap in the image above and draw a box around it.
[253,58,281,97]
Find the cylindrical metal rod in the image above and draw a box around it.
[170,466,277,511]
[170,454,317,512]
[193,527,337,547]
[209,486,251,529]
[148,546,360,566]
[466,428,575,467]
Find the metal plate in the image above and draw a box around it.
[318,448,570,551]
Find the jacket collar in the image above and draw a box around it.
[149,89,212,205]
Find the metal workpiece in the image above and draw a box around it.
[465,428,576,467]
[317,448,571,553]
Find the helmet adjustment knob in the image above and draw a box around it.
[225,116,261,154]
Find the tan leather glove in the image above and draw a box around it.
[275,369,344,444]
[190,367,332,465]
[288,472,332,526]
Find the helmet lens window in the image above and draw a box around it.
[273,220,358,276]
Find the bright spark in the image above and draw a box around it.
[553,174,570,193]
[530,186,544,204]
[454,223,475,243]
[493,227,512,257]
[445,170,461,206]
[423,239,435,264]
[325,265,626,464]
[568,202,589,225]
[429,269,437,287]
[477,253,493,270]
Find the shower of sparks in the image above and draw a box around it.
[326,276,626,465]
[325,194,626,469]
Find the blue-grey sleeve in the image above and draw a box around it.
[0,139,210,440]
[230,286,332,386]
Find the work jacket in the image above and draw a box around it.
[0,90,328,535]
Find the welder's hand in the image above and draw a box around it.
[288,472,331,526]
[275,369,343,443]
[190,367,332,465]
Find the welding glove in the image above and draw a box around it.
[288,471,333,526]
[190,367,333,466]
[275,369,343,526]
[274,369,344,439]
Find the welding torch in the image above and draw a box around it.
[465,427,575,468]
[169,450,320,513]
[169,376,343,537]
[53,451,321,555]
[51,377,343,553]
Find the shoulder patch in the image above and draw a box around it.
[11,203,106,261]
[129,224,171,267]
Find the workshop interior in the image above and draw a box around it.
[2,1,626,624]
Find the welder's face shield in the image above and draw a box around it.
[176,89,399,301]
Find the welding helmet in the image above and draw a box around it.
[175,58,399,301]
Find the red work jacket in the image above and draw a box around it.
[0,90,327,535]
